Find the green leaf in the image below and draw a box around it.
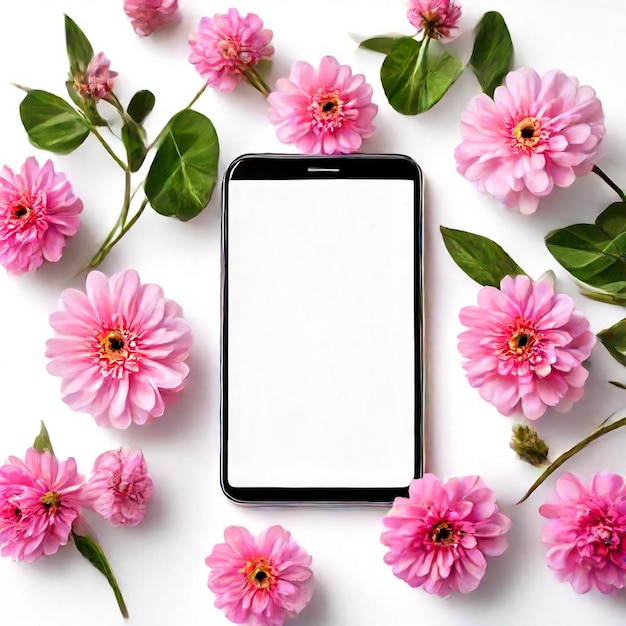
[440,226,527,286]
[20,90,89,154]
[72,531,129,618]
[381,37,463,115]
[579,286,626,306]
[145,109,219,221]
[545,202,626,294]
[468,11,513,97]
[598,318,626,366]
[32,421,55,456]
[65,15,93,78]
[359,35,404,55]
[127,90,156,125]
[121,123,146,173]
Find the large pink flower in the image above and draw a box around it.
[407,0,462,41]
[45,269,193,429]
[189,9,274,91]
[381,473,510,597]
[540,472,626,594]
[0,448,86,562]
[454,68,605,214]
[268,56,378,155]
[458,275,595,420]
[84,448,153,526]
[124,0,181,37]
[0,157,82,274]
[205,526,314,626]
[75,53,118,101]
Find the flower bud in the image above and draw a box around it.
[510,424,550,467]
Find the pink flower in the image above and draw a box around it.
[45,268,193,429]
[124,0,181,37]
[0,157,82,274]
[454,68,605,214]
[0,448,86,562]
[407,0,462,41]
[458,275,595,420]
[75,53,118,101]
[268,56,378,155]
[381,473,510,597]
[540,472,626,594]
[205,526,314,626]
[189,9,274,91]
[84,448,153,526]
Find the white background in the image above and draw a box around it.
[1,1,626,625]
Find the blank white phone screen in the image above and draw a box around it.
[227,178,416,489]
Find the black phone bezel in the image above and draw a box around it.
[220,153,424,505]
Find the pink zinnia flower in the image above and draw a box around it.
[75,53,118,101]
[0,157,82,274]
[45,268,193,429]
[0,448,86,562]
[205,525,314,626]
[189,9,274,91]
[381,473,510,597]
[458,275,595,420]
[84,448,153,526]
[124,0,181,37]
[407,0,462,41]
[455,67,605,214]
[268,56,378,155]
[540,472,626,594]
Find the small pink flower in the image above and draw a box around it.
[45,268,193,429]
[205,525,314,626]
[407,0,462,41]
[124,0,181,37]
[189,9,274,91]
[268,56,378,155]
[540,472,626,594]
[75,53,118,101]
[458,275,596,420]
[455,67,605,214]
[0,448,86,562]
[0,157,83,274]
[84,448,153,526]
[381,473,510,597]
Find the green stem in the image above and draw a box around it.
[243,68,271,98]
[87,200,148,269]
[592,165,626,202]
[415,36,431,80]
[88,125,128,172]
[517,415,626,503]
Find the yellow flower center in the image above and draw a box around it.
[513,117,541,150]
[508,328,537,355]
[431,521,456,545]
[319,94,340,118]
[40,491,61,512]
[99,330,128,360]
[239,557,275,589]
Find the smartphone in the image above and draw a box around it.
[221,153,423,504]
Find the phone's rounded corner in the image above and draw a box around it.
[222,153,256,184]
[220,475,247,505]
[394,154,423,181]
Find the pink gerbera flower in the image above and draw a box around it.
[0,448,86,562]
[540,472,626,594]
[268,56,378,155]
[124,0,181,37]
[189,9,274,91]
[0,157,82,274]
[381,473,510,597]
[84,448,153,526]
[45,268,193,429]
[74,53,118,101]
[407,0,462,41]
[205,526,314,626]
[454,67,605,214]
[458,275,595,420]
